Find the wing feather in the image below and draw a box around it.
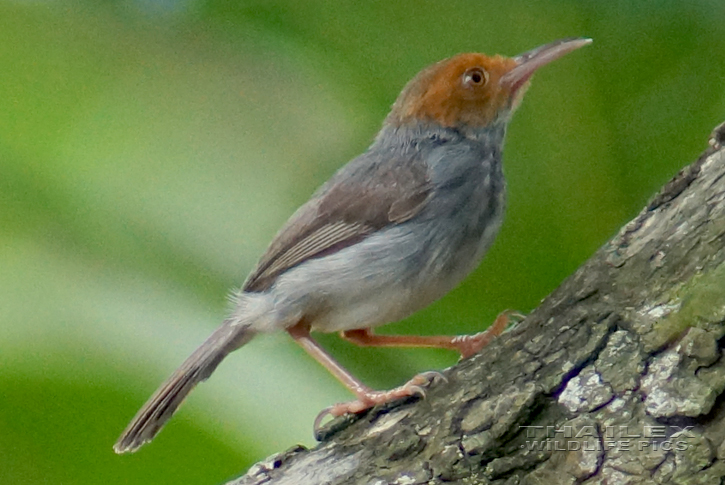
[243,153,431,292]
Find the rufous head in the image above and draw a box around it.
[387,38,591,130]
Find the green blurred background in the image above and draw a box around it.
[1,0,723,483]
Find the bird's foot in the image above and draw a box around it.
[314,371,444,430]
[453,310,525,358]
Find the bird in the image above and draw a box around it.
[114,37,591,453]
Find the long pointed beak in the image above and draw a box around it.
[500,37,592,93]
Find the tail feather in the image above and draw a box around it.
[114,320,255,453]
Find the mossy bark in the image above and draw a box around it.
[229,122,725,485]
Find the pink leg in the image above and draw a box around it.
[340,311,511,358]
[287,321,440,428]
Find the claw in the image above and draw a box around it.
[501,309,526,331]
[416,370,447,384]
[406,385,426,398]
[313,406,335,432]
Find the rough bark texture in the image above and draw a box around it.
[229,122,725,485]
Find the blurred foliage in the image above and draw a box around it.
[1,0,724,483]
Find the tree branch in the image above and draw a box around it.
[229,121,725,485]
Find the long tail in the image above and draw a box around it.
[113,320,255,453]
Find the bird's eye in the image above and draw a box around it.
[463,67,488,87]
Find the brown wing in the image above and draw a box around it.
[243,154,431,292]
